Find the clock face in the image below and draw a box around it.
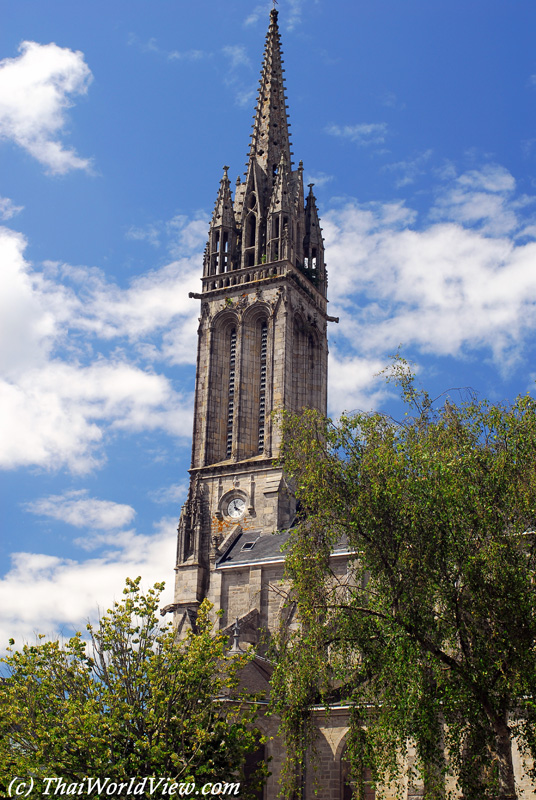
[227,497,246,518]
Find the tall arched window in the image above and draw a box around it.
[245,214,257,267]
[237,311,269,460]
[247,215,256,247]
[292,315,322,414]
[206,317,239,465]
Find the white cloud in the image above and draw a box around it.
[324,166,536,371]
[0,519,177,650]
[125,213,209,257]
[63,258,200,344]
[221,46,255,108]
[166,213,209,257]
[0,195,23,220]
[285,0,306,31]
[305,172,333,188]
[0,41,92,174]
[430,164,526,236]
[328,351,391,416]
[244,4,272,27]
[222,45,252,71]
[127,33,208,63]
[126,223,161,247]
[326,122,388,147]
[168,49,206,62]
[24,489,136,530]
[149,482,189,505]
[0,360,193,473]
[380,91,404,110]
[0,227,59,376]
[383,149,433,188]
[92,217,205,357]
[0,223,200,473]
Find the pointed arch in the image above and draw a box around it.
[291,312,322,414]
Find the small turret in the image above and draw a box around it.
[205,166,238,278]
[303,184,326,294]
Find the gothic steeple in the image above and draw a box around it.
[174,9,334,632]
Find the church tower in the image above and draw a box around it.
[173,9,334,635]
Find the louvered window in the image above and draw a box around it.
[258,322,268,453]
[226,328,237,458]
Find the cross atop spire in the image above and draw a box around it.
[248,5,292,177]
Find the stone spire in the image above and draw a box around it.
[248,7,292,179]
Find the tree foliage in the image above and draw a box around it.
[0,578,265,798]
[271,362,536,800]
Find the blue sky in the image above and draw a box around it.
[1,0,536,648]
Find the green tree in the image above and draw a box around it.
[0,578,265,799]
[271,364,536,800]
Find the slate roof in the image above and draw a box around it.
[216,529,292,567]
[216,528,352,569]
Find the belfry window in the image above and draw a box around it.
[221,233,229,272]
[258,322,268,453]
[247,215,256,248]
[226,328,237,458]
